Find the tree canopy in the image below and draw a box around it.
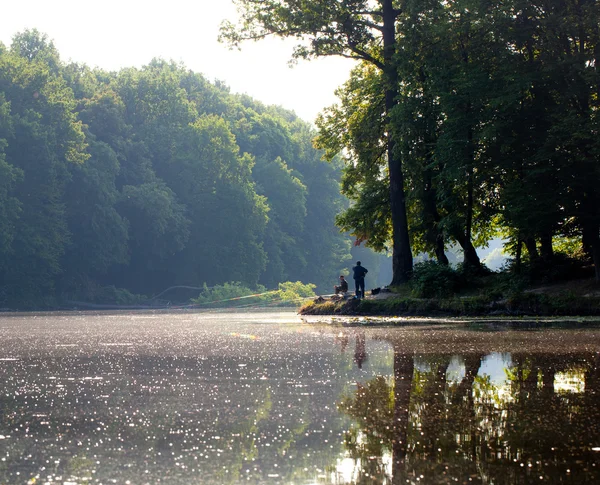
[0,29,352,308]
[223,0,600,283]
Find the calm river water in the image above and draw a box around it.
[0,310,599,485]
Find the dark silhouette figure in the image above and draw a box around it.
[352,261,368,299]
[334,275,348,295]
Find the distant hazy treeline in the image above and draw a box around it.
[0,30,352,308]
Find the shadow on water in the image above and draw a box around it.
[0,311,599,484]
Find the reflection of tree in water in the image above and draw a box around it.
[337,343,414,484]
[338,344,600,484]
[489,353,600,483]
[339,376,394,483]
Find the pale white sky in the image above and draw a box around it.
[1,0,356,122]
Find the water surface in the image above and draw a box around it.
[0,310,599,484]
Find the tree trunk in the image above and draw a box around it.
[423,170,448,266]
[456,234,481,269]
[435,235,449,266]
[459,26,480,273]
[515,238,523,273]
[582,222,600,283]
[458,354,483,400]
[593,242,600,283]
[524,237,539,261]
[465,161,475,258]
[540,233,554,261]
[524,360,538,396]
[383,0,413,285]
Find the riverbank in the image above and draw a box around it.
[299,279,600,317]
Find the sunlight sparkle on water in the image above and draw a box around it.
[0,311,599,484]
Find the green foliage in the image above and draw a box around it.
[119,182,190,258]
[481,269,529,300]
[275,281,316,302]
[63,140,129,276]
[191,281,316,308]
[7,1,600,309]
[0,138,23,263]
[316,65,390,252]
[410,261,462,299]
[0,31,352,308]
[84,284,148,306]
[553,238,586,259]
[191,282,266,307]
[10,29,61,72]
[0,32,90,306]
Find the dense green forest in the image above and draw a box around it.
[225,0,600,285]
[0,30,358,308]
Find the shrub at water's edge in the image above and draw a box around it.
[191,281,316,308]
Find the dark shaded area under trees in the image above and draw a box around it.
[0,30,353,308]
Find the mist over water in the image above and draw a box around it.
[0,311,599,484]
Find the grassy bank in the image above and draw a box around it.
[299,259,600,317]
[299,292,600,317]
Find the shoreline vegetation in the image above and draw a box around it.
[299,291,600,318]
[299,261,600,318]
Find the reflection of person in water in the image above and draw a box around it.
[353,332,368,369]
[335,332,349,353]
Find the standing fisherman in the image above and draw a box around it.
[352,261,368,299]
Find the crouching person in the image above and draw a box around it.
[334,275,348,295]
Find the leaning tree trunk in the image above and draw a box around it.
[435,235,449,266]
[383,0,413,285]
[461,120,482,271]
[458,354,483,400]
[456,234,481,269]
[541,356,556,397]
